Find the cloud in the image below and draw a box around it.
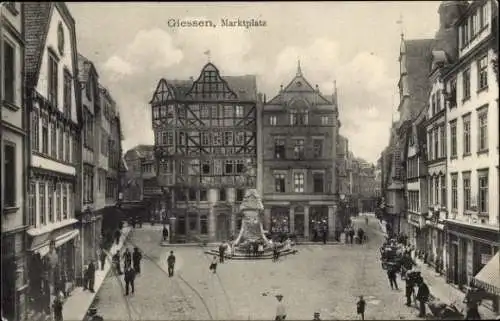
[102,28,395,163]
[103,28,183,78]
[103,56,134,77]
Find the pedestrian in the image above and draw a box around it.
[83,264,89,291]
[416,278,430,318]
[273,244,280,262]
[312,312,321,320]
[124,266,136,296]
[99,250,106,271]
[167,250,176,277]
[123,248,132,269]
[112,252,122,275]
[209,255,218,273]
[357,228,365,245]
[114,229,121,245]
[219,243,225,263]
[132,247,142,274]
[322,229,327,244]
[275,294,286,320]
[356,295,366,321]
[87,260,96,293]
[365,216,368,225]
[349,227,355,244]
[162,225,169,242]
[52,292,64,321]
[387,264,398,290]
[405,277,414,306]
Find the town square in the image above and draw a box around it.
[1,1,499,321]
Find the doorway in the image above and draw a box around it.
[216,213,230,241]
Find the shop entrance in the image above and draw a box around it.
[309,206,328,241]
[216,213,230,241]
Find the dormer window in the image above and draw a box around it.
[57,23,65,56]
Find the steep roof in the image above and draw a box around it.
[151,63,258,104]
[24,3,53,88]
[124,145,155,161]
[266,62,333,106]
[399,38,434,123]
[77,54,99,82]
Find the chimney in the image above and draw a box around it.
[258,93,263,102]
[263,94,267,103]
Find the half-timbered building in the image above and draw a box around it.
[24,3,81,318]
[260,63,339,241]
[150,62,258,243]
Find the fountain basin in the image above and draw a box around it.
[204,248,298,260]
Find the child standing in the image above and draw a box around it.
[356,295,366,320]
[209,256,218,273]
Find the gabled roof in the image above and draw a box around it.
[124,145,155,161]
[150,63,258,104]
[266,62,333,106]
[25,3,77,88]
[77,54,99,82]
[24,3,53,88]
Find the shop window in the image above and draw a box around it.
[236,189,245,202]
[270,208,289,233]
[200,215,208,234]
[200,190,207,201]
[189,213,197,231]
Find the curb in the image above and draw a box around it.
[62,226,132,321]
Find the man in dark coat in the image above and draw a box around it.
[357,228,365,244]
[132,247,142,274]
[321,229,327,244]
[114,229,121,245]
[387,264,398,290]
[99,250,106,271]
[219,243,225,263]
[167,251,176,277]
[124,266,136,296]
[112,252,122,275]
[405,276,414,306]
[123,248,132,269]
[416,279,430,318]
[87,260,96,293]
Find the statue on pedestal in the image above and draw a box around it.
[233,159,270,248]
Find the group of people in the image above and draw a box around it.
[344,225,366,245]
[111,247,143,296]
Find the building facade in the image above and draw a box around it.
[406,110,428,257]
[384,36,433,236]
[1,3,28,321]
[261,64,339,241]
[122,144,160,220]
[150,63,258,243]
[444,0,499,311]
[24,3,81,319]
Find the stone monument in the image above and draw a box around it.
[233,159,270,247]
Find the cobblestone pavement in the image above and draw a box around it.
[93,218,428,320]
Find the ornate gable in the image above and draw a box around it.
[186,63,237,100]
[150,78,175,105]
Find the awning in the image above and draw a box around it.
[473,252,500,295]
[33,230,80,257]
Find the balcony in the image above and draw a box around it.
[263,193,335,202]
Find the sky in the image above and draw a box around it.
[68,1,441,164]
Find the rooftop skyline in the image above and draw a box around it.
[68,1,441,163]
